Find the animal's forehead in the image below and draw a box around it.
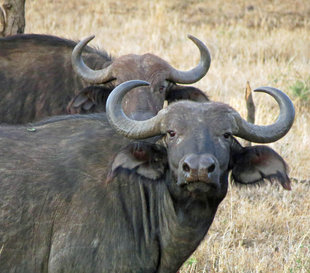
[112,54,170,84]
[164,101,236,129]
[114,54,169,69]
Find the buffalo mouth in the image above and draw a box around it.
[177,177,220,193]
[185,181,219,193]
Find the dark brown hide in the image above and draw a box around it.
[0,34,209,124]
[0,34,112,124]
[66,85,111,114]
[71,34,211,120]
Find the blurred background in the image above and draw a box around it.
[21,0,310,271]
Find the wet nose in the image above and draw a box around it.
[182,154,216,183]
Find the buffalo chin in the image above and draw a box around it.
[184,181,219,194]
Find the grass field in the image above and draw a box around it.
[24,0,310,272]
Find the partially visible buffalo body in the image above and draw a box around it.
[0,34,210,124]
[0,34,111,123]
[0,81,294,272]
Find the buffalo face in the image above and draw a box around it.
[106,80,295,199]
[72,35,211,120]
[158,102,234,197]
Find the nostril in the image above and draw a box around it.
[182,163,191,173]
[208,164,215,173]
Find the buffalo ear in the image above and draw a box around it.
[66,86,111,114]
[231,144,291,190]
[166,86,209,104]
[107,142,168,182]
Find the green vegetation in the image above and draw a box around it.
[290,78,310,102]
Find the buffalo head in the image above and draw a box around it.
[71,35,210,120]
[106,80,295,197]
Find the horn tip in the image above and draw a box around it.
[83,35,95,43]
[116,80,150,89]
[130,80,150,87]
[187,34,197,42]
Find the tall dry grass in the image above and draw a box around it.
[24,0,310,272]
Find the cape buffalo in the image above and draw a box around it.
[0,81,294,272]
[0,34,209,124]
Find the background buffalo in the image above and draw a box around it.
[0,34,209,124]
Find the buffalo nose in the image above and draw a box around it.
[182,154,217,183]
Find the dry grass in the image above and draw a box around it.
[24,0,310,272]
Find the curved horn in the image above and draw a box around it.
[168,35,211,84]
[233,87,295,143]
[106,80,166,139]
[71,35,114,84]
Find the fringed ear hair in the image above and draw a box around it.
[230,145,291,190]
[105,142,168,184]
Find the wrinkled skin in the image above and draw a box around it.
[0,99,290,272]
[0,34,208,124]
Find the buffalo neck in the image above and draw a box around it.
[91,169,220,273]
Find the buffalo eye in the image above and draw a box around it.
[223,132,231,139]
[167,130,176,137]
[159,86,165,93]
